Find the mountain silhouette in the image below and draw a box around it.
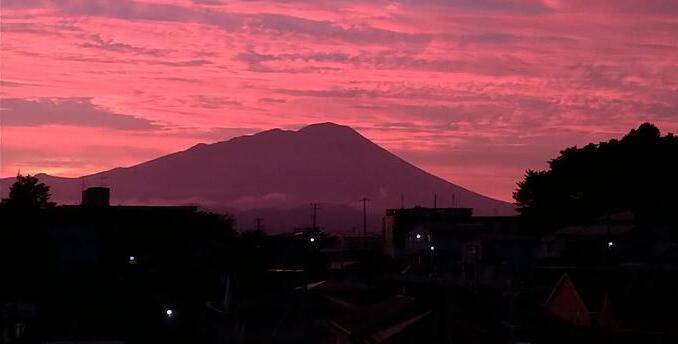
[0,123,514,230]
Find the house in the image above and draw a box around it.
[326,295,434,344]
[0,187,234,343]
[544,274,592,327]
[511,266,678,343]
[540,211,641,265]
[460,235,537,288]
[384,207,520,258]
[301,279,435,344]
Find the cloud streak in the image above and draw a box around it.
[1,98,159,130]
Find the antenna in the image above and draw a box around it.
[360,198,369,237]
[310,203,320,230]
[433,193,437,209]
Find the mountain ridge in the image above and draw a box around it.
[1,122,515,231]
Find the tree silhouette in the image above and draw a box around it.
[514,123,678,230]
[2,174,55,209]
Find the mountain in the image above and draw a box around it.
[0,123,514,231]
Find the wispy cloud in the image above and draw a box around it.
[78,34,173,56]
[1,98,159,130]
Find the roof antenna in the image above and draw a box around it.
[360,197,369,237]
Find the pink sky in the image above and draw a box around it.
[1,0,677,201]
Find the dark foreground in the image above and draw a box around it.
[2,202,678,344]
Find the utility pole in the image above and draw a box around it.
[360,198,369,237]
[311,203,320,230]
[433,193,437,209]
[255,218,263,232]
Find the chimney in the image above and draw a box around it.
[81,187,110,207]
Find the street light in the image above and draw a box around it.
[128,256,136,264]
[608,241,614,248]
[309,237,316,243]
[429,245,435,251]
[165,308,174,318]
[415,234,422,239]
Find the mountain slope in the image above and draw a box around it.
[1,123,514,229]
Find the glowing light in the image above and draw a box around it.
[166,309,174,317]
[129,256,135,261]
[430,245,435,251]
[415,234,421,239]
[608,241,614,248]
[309,237,315,243]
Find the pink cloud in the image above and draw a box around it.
[2,0,677,201]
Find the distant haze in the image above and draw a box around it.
[0,123,514,232]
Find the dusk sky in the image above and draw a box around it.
[1,0,677,201]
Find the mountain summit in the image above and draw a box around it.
[1,123,514,229]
